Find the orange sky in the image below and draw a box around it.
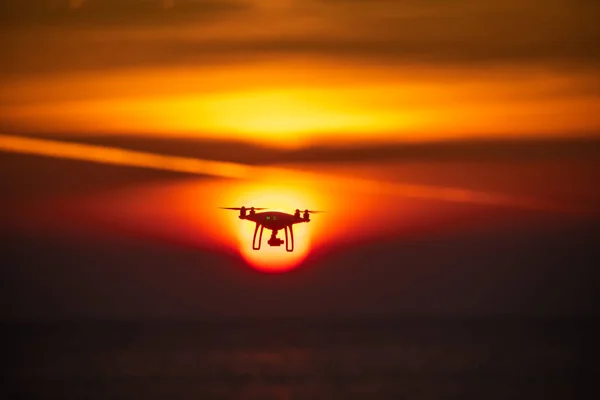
[1,0,599,146]
[32,153,596,273]
[6,132,595,273]
[3,1,600,321]
[2,0,599,272]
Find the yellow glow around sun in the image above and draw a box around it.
[0,87,395,148]
[195,89,386,146]
[2,62,599,147]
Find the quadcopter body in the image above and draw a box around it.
[220,206,322,252]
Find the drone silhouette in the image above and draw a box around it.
[220,206,323,252]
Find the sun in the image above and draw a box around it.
[121,177,327,273]
[219,180,323,273]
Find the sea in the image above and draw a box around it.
[3,317,594,399]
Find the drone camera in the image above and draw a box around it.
[268,238,284,247]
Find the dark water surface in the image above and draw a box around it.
[3,318,594,399]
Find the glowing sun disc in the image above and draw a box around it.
[220,182,322,273]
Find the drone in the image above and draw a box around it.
[220,206,323,252]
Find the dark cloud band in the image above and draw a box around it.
[1,0,599,75]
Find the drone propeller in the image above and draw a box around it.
[219,207,267,210]
[296,209,325,214]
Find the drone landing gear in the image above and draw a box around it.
[252,223,264,250]
[252,224,295,252]
[284,225,294,252]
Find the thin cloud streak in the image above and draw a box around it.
[1,134,590,215]
[0,134,251,180]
